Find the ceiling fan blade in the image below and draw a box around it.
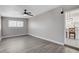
[27,12,33,16]
[29,14,33,16]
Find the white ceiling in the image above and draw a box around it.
[68,8,79,17]
[0,5,60,18]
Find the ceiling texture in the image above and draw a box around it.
[0,5,79,18]
[0,5,60,18]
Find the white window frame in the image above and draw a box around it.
[8,20,24,27]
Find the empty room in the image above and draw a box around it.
[0,5,79,53]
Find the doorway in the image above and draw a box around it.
[65,8,79,48]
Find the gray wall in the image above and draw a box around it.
[0,16,1,40]
[28,7,65,44]
[2,17,28,37]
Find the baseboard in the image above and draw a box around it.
[64,44,79,51]
[29,34,64,45]
[2,34,28,39]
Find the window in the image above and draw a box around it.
[17,21,23,27]
[8,20,24,27]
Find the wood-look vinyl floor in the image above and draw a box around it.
[0,35,79,53]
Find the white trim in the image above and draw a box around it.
[2,34,28,39]
[29,34,64,45]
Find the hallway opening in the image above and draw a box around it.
[65,8,79,49]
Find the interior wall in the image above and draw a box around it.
[1,17,28,37]
[28,7,65,45]
[0,16,1,40]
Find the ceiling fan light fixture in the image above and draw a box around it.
[61,8,64,14]
[23,14,27,16]
[23,9,33,16]
[24,9,27,14]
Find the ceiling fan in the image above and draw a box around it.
[23,9,33,16]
